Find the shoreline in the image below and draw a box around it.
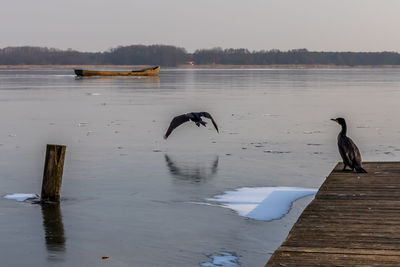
[177,64,400,69]
[1,64,400,69]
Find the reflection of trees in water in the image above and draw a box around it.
[41,203,66,261]
[164,154,219,183]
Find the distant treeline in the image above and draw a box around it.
[0,45,186,66]
[1,45,400,66]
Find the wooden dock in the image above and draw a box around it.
[266,162,400,266]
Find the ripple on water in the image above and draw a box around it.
[263,150,291,154]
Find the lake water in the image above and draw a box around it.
[0,68,399,266]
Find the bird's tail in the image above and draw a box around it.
[355,165,367,173]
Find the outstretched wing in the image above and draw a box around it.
[199,112,219,133]
[164,114,190,139]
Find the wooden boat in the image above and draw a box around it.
[74,66,160,77]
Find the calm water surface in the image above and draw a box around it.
[0,68,399,266]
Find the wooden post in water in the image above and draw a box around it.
[41,144,66,202]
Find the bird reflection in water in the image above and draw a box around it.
[164,154,219,183]
[41,203,66,261]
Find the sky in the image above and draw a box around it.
[1,0,400,52]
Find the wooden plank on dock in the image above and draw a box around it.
[266,162,400,266]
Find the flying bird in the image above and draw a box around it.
[331,117,367,173]
[164,112,219,139]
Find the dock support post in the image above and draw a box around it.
[41,144,66,202]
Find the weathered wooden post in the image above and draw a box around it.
[41,144,66,202]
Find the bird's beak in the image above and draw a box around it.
[331,118,337,123]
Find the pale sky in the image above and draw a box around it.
[1,0,400,52]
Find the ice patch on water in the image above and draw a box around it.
[207,187,317,221]
[188,201,221,208]
[4,193,38,202]
[263,113,280,117]
[77,122,89,127]
[86,92,101,96]
[201,252,242,267]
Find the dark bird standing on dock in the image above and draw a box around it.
[164,112,219,139]
[331,117,367,173]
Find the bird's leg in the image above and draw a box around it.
[342,164,347,171]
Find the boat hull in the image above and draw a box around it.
[74,66,160,77]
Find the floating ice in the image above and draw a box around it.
[263,113,280,117]
[4,193,38,202]
[77,122,89,127]
[201,252,242,267]
[86,92,101,96]
[207,187,317,221]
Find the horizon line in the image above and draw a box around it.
[1,45,400,54]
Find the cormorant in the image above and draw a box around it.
[164,112,219,139]
[331,117,367,173]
